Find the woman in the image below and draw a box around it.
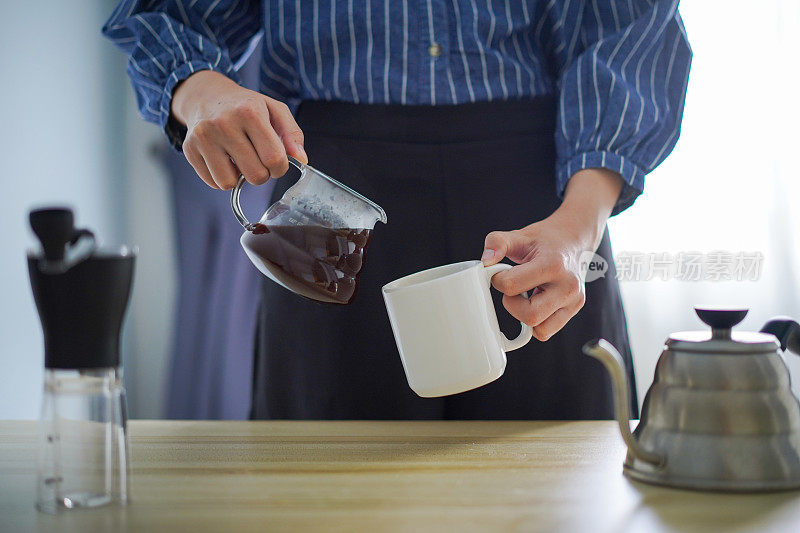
[104,0,691,420]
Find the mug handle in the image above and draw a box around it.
[230,156,305,231]
[484,263,534,351]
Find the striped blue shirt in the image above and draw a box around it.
[103,0,691,212]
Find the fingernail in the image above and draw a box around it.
[294,143,308,164]
[481,249,496,264]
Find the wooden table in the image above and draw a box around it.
[2,421,800,532]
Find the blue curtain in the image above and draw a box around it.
[163,46,274,419]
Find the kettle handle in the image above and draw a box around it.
[230,156,304,232]
[582,339,664,467]
[760,318,800,355]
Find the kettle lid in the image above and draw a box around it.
[666,308,779,354]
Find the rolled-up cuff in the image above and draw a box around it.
[556,150,646,216]
[158,60,239,151]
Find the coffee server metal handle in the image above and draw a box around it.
[231,156,304,232]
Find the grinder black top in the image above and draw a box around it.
[28,208,135,369]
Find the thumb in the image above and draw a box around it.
[267,99,308,164]
[482,230,520,266]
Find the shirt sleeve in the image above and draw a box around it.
[102,0,262,149]
[541,0,692,215]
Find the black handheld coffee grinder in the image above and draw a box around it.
[28,207,135,513]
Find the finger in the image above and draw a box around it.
[183,143,218,189]
[491,260,553,296]
[244,122,289,179]
[266,99,308,164]
[482,231,513,266]
[203,146,240,190]
[502,284,565,328]
[532,306,576,341]
[237,100,290,178]
[481,230,535,267]
[222,132,270,185]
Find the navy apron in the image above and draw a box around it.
[252,98,638,420]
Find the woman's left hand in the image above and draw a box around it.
[482,168,624,341]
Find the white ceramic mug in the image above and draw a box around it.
[382,260,534,397]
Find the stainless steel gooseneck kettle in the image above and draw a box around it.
[584,308,800,492]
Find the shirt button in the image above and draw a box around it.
[428,43,442,58]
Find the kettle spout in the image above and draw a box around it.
[582,339,664,467]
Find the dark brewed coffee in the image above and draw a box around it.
[241,225,373,304]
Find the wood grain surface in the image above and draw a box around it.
[2,420,800,532]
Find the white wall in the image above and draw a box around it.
[0,1,176,420]
[610,0,800,404]
[0,1,128,419]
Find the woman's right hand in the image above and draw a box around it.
[170,70,308,190]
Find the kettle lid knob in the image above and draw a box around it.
[669,308,780,351]
[695,308,748,331]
